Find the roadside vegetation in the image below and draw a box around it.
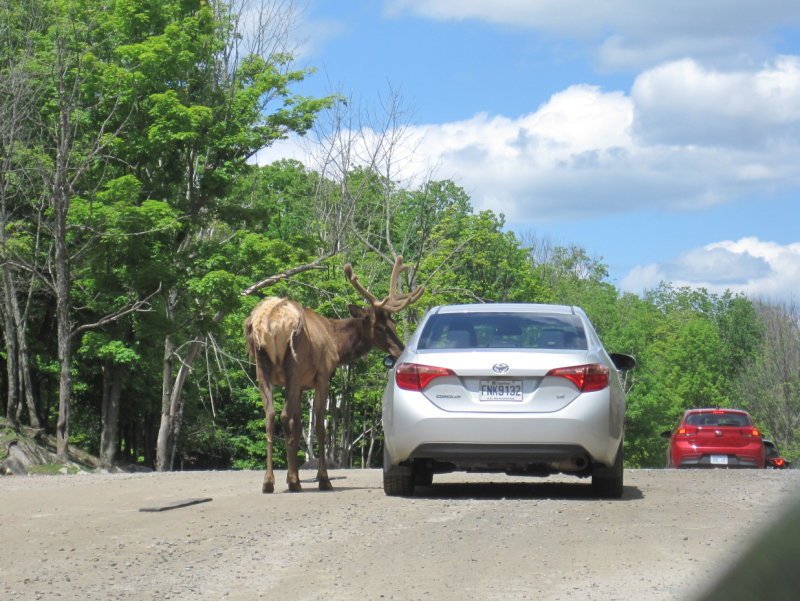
[2,0,798,472]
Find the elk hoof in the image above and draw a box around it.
[318,477,333,491]
[262,480,274,494]
[287,480,302,492]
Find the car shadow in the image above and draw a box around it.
[412,480,644,501]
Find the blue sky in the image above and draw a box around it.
[257,1,800,302]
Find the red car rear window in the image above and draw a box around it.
[685,412,751,427]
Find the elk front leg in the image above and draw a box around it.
[313,380,332,491]
[282,384,303,492]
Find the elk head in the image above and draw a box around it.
[344,256,425,358]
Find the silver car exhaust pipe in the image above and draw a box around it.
[549,455,590,471]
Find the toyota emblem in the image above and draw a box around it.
[492,363,509,374]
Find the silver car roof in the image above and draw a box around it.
[411,303,599,350]
[428,303,580,315]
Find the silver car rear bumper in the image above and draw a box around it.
[384,387,623,469]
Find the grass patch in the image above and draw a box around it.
[28,463,85,476]
[0,419,19,461]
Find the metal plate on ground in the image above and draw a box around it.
[139,497,213,512]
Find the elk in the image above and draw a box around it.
[244,256,424,493]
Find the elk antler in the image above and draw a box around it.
[344,256,425,313]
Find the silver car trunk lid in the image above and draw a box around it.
[415,349,592,413]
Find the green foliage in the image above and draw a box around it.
[420,210,549,306]
[0,419,20,461]
[79,333,140,365]
[28,464,84,475]
[622,286,763,466]
[735,301,800,462]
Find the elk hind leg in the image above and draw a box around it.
[282,382,303,492]
[313,380,332,491]
[256,352,276,494]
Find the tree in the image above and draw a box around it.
[75,0,335,471]
[20,0,158,460]
[68,177,182,466]
[738,300,800,459]
[525,235,609,298]
[0,0,46,429]
[419,210,548,306]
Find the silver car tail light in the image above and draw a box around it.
[395,362,456,391]
[545,364,609,392]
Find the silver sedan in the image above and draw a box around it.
[382,303,635,497]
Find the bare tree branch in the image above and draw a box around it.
[239,250,337,297]
[69,284,162,341]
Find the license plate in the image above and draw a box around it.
[479,380,522,401]
[710,455,728,465]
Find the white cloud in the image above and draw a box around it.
[632,56,800,148]
[384,0,800,69]
[258,58,800,221]
[620,238,800,300]
[290,14,348,62]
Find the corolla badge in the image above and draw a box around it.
[492,363,509,374]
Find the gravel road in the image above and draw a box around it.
[1,468,798,601]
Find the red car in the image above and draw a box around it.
[662,408,766,468]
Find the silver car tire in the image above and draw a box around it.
[383,446,415,496]
[591,442,624,499]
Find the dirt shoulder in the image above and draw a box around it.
[1,468,798,601]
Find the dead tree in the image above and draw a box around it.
[244,256,424,492]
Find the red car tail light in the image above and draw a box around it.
[675,426,698,437]
[742,428,762,438]
[546,364,609,392]
[395,363,456,391]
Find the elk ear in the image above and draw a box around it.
[348,304,367,318]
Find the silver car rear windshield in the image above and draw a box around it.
[417,312,588,350]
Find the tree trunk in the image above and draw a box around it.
[54,257,71,460]
[304,398,316,460]
[16,314,40,429]
[54,179,72,461]
[327,391,337,463]
[52,50,74,461]
[156,336,203,471]
[366,414,377,468]
[1,299,20,427]
[156,333,175,471]
[100,362,123,468]
[1,199,20,427]
[338,393,352,468]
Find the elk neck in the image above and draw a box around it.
[330,316,375,365]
